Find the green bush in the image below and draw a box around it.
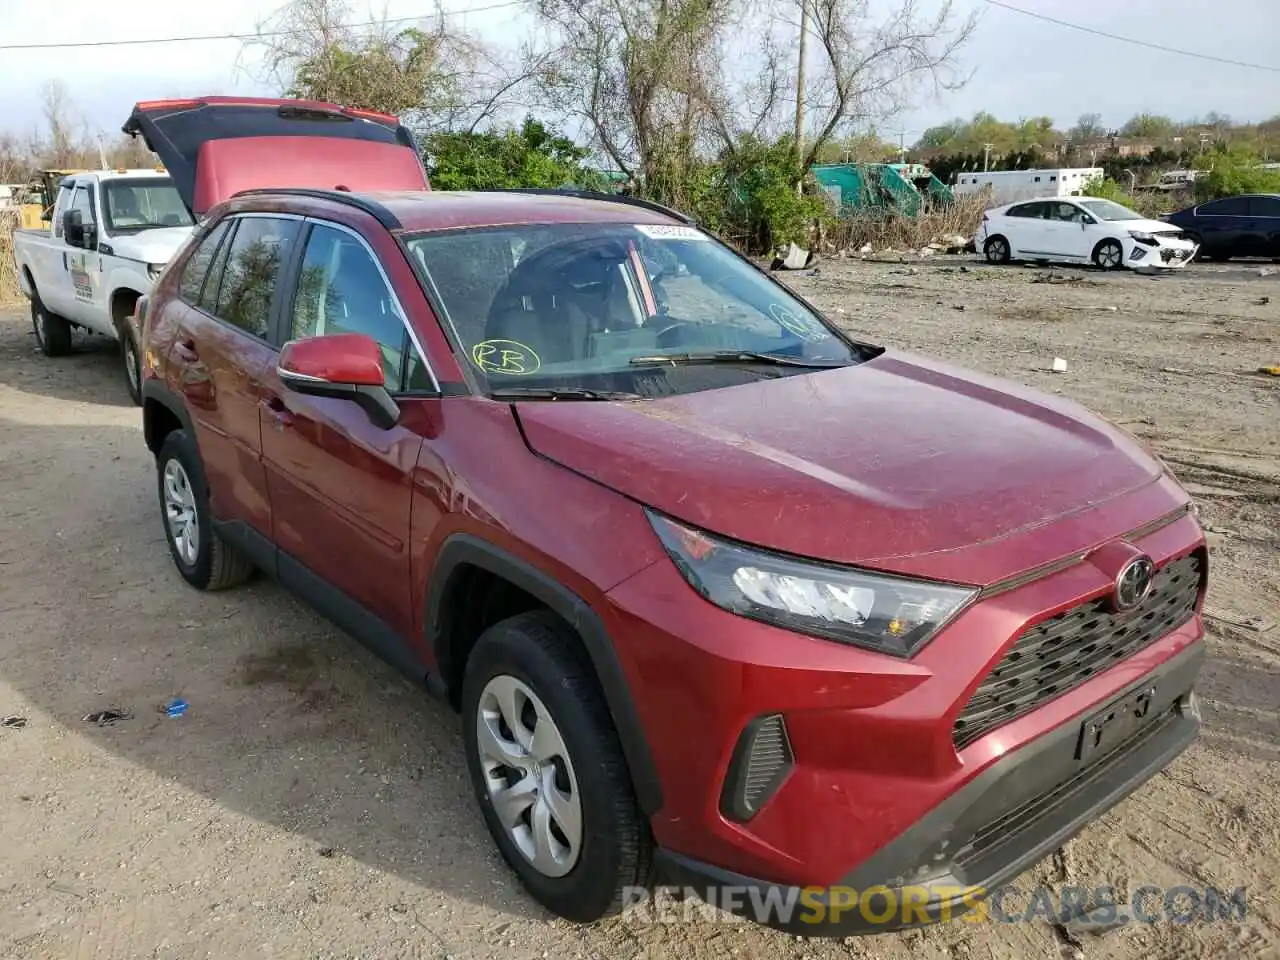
[424,117,606,192]
[1196,146,1280,200]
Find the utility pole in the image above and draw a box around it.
[794,0,808,175]
[983,143,993,172]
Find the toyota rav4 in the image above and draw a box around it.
[130,96,1208,935]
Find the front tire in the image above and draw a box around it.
[156,429,254,591]
[31,291,72,357]
[1092,238,1125,270]
[462,611,652,923]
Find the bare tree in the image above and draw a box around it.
[798,0,976,169]
[40,80,79,168]
[246,0,549,134]
[532,0,738,183]
[1068,112,1105,142]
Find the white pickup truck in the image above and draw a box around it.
[12,169,195,403]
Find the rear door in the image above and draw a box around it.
[1246,196,1280,257]
[257,218,434,638]
[122,97,429,218]
[169,212,303,541]
[1006,201,1050,256]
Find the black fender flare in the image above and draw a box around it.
[426,533,664,816]
[141,378,196,453]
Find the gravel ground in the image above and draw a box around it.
[0,255,1276,960]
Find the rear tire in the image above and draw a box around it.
[120,326,142,406]
[461,610,652,923]
[984,235,1011,264]
[31,291,72,357]
[156,429,254,591]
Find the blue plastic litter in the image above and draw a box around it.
[165,698,188,718]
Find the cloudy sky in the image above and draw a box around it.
[0,0,1275,149]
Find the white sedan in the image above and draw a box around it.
[974,196,1198,270]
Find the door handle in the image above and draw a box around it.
[173,338,198,363]
[261,395,295,429]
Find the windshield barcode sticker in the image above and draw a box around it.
[634,224,709,242]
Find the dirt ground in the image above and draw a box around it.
[0,256,1276,960]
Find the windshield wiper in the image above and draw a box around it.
[628,351,850,368]
[489,386,647,401]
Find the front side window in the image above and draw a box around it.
[213,216,300,339]
[290,224,416,389]
[103,178,194,232]
[405,222,865,396]
[1078,199,1144,222]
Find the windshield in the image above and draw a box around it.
[103,178,194,232]
[404,222,865,397]
[1078,199,1143,222]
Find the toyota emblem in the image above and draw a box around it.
[1114,556,1155,611]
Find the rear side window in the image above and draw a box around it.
[1198,197,1248,216]
[213,216,301,339]
[179,221,231,304]
[1248,196,1280,217]
[1006,204,1033,217]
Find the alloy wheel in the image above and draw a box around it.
[476,674,583,878]
[162,459,200,566]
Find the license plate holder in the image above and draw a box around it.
[1076,684,1157,764]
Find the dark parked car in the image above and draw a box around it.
[1160,193,1280,260]
[130,96,1209,936]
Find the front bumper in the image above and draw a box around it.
[655,641,1204,936]
[1127,237,1197,269]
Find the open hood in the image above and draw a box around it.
[122,96,429,218]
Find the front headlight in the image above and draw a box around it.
[647,511,978,658]
[1128,231,1156,243]
[147,263,165,281]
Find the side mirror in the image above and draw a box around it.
[277,333,400,430]
[63,210,85,247]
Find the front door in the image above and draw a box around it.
[1044,201,1094,259]
[169,212,302,540]
[258,219,430,638]
[61,183,102,324]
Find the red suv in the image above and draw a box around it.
[130,97,1208,935]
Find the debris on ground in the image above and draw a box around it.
[1,715,28,729]
[770,243,815,270]
[1052,357,1068,373]
[82,708,132,726]
[1257,365,1280,376]
[164,698,189,718]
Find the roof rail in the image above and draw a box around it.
[230,187,401,228]
[485,188,696,225]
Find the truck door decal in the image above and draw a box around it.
[68,251,94,302]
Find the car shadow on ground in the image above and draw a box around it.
[0,412,550,923]
[0,312,135,408]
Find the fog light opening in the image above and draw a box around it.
[720,713,795,822]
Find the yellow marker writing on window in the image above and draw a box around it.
[472,339,542,375]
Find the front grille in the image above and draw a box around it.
[953,552,1203,750]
